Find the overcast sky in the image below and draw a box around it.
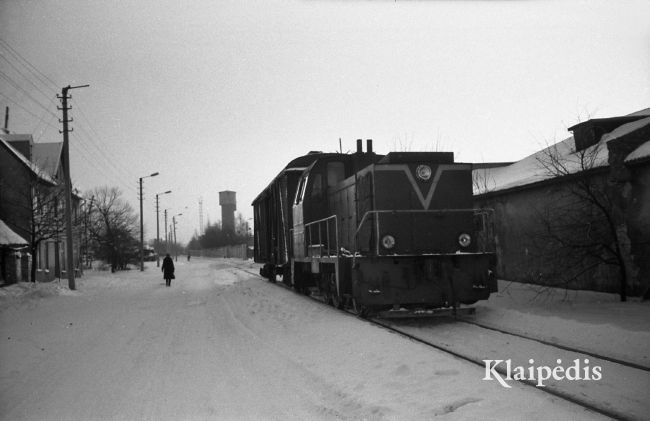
[1,0,649,244]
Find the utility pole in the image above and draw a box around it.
[164,209,168,252]
[155,190,171,267]
[172,215,179,261]
[58,84,88,290]
[83,195,94,269]
[139,172,159,271]
[199,197,204,236]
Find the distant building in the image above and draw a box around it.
[219,191,236,233]
[474,108,650,297]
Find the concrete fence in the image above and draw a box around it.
[188,244,249,260]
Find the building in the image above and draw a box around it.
[219,191,236,233]
[0,132,81,283]
[473,109,650,298]
[0,218,29,284]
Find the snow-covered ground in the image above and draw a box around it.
[1,258,646,420]
[384,280,650,420]
[476,280,650,368]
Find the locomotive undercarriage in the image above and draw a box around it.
[288,253,496,318]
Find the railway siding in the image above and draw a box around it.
[379,318,650,421]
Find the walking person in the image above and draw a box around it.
[162,253,175,287]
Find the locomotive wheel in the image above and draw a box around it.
[328,274,343,309]
[352,298,369,318]
[331,293,342,309]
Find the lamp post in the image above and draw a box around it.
[172,213,183,261]
[164,208,171,253]
[155,190,171,267]
[139,172,159,271]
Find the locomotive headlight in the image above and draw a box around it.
[458,233,471,248]
[416,165,432,181]
[381,234,396,249]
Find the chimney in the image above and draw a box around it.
[356,139,363,153]
[4,106,8,131]
[366,139,373,153]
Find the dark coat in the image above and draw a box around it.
[162,256,175,279]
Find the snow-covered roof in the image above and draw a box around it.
[32,142,63,178]
[0,133,33,143]
[0,219,28,246]
[601,116,650,143]
[626,107,650,117]
[626,141,650,163]
[0,137,57,185]
[474,115,650,195]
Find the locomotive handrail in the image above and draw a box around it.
[353,208,495,257]
[304,214,339,258]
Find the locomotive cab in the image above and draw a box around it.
[293,157,349,260]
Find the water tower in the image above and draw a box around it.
[219,191,236,233]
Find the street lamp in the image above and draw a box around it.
[172,213,183,261]
[155,190,171,267]
[163,208,170,253]
[139,172,159,271]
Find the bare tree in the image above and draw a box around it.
[534,140,629,301]
[86,186,139,271]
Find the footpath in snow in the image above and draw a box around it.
[0,258,646,420]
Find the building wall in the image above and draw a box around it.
[475,170,623,293]
[0,144,32,241]
[1,142,80,282]
[476,161,649,295]
[626,162,650,295]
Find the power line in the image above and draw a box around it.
[0,70,59,120]
[0,39,147,209]
[0,38,59,91]
[0,52,56,101]
[69,130,138,196]
[0,90,59,129]
[71,97,141,183]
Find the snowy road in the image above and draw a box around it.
[1,258,609,420]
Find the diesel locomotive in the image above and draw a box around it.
[252,139,497,316]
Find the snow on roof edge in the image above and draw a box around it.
[0,137,57,185]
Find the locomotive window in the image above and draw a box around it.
[327,162,345,187]
[295,176,308,204]
[311,174,323,198]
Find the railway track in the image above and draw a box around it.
[366,316,638,421]
[455,316,650,372]
[237,265,645,421]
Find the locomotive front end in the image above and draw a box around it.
[351,152,497,315]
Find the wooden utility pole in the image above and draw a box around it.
[58,84,88,290]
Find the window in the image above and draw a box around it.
[311,174,322,198]
[295,176,308,204]
[327,162,345,187]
